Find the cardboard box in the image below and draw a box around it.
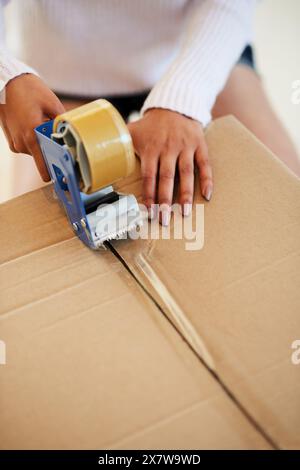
[0,116,299,449]
[0,189,269,450]
[114,116,300,449]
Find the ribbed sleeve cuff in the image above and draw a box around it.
[141,82,212,127]
[0,49,39,92]
[141,0,255,128]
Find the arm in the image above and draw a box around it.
[141,0,256,126]
[128,0,255,222]
[0,0,64,181]
[0,0,38,93]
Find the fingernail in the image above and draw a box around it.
[148,206,154,219]
[162,208,170,226]
[182,203,192,217]
[204,187,212,201]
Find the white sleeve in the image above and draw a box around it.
[141,0,256,127]
[0,0,38,93]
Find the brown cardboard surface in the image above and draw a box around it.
[0,186,73,264]
[114,116,300,449]
[0,188,269,449]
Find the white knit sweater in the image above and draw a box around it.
[0,0,255,126]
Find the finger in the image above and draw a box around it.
[158,154,177,225]
[26,133,50,182]
[178,151,194,216]
[13,137,28,154]
[44,96,65,119]
[195,143,213,201]
[141,149,158,218]
[1,122,17,153]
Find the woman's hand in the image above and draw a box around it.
[0,73,65,181]
[127,108,213,225]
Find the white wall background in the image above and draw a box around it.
[255,0,300,151]
[0,0,299,202]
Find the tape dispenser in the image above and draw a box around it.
[35,99,142,249]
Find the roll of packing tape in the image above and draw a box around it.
[52,99,136,194]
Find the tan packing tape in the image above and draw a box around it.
[53,99,136,193]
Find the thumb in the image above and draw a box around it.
[28,137,51,182]
[126,121,135,136]
[44,95,65,120]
